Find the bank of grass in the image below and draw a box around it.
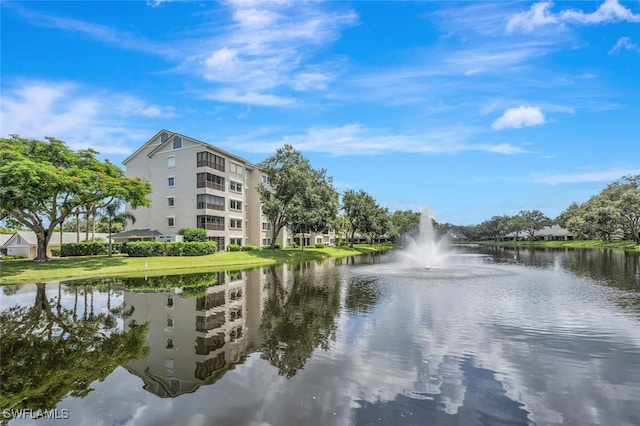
[476,239,640,253]
[0,244,394,285]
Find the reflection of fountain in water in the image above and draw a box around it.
[399,208,450,269]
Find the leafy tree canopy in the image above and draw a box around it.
[0,136,151,260]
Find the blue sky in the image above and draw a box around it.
[1,0,639,225]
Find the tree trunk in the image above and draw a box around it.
[34,229,50,262]
[108,216,113,256]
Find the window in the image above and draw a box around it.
[230,238,242,246]
[167,296,174,308]
[168,156,175,168]
[166,337,174,349]
[172,136,182,150]
[167,315,174,327]
[230,218,242,229]
[167,217,175,227]
[164,358,174,372]
[168,177,175,187]
[262,222,272,231]
[197,194,225,210]
[230,162,243,175]
[197,172,225,191]
[196,151,225,172]
[229,199,242,211]
[160,132,169,142]
[167,197,175,207]
[261,175,270,184]
[197,215,225,231]
[229,181,242,193]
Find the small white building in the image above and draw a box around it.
[2,231,113,258]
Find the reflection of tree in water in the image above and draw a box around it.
[344,276,382,316]
[0,283,149,416]
[563,249,640,290]
[259,264,341,378]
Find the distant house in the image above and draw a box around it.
[502,225,573,241]
[0,234,11,256]
[2,231,113,258]
[534,224,574,241]
[111,228,164,242]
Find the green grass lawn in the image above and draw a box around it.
[0,244,393,285]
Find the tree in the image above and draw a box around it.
[368,206,391,244]
[103,201,136,256]
[519,209,552,241]
[561,176,640,244]
[506,214,527,241]
[341,189,379,246]
[478,215,511,241]
[257,145,336,250]
[0,283,149,414]
[288,167,339,250]
[390,210,421,243]
[0,136,152,261]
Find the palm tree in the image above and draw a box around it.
[103,202,136,256]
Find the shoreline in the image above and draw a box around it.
[0,244,394,285]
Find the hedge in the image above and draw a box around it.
[61,241,123,257]
[122,241,218,257]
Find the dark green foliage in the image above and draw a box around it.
[60,241,122,257]
[315,242,325,248]
[122,241,217,257]
[181,227,208,242]
[241,244,259,251]
[227,244,241,252]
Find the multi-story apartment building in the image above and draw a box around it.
[122,130,290,251]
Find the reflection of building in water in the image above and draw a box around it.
[123,269,267,397]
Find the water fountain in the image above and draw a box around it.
[398,208,450,269]
[363,208,502,279]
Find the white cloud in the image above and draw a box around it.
[507,2,559,33]
[492,106,545,130]
[190,1,357,105]
[203,89,294,107]
[0,80,174,156]
[560,0,640,24]
[608,37,640,55]
[221,124,529,156]
[532,169,640,185]
[507,0,640,33]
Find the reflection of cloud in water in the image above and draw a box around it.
[333,265,640,425]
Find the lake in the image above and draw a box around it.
[1,246,640,425]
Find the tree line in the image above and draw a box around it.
[429,175,640,245]
[2,136,638,263]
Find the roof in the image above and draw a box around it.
[0,234,11,246]
[535,224,573,237]
[112,228,163,238]
[122,129,257,169]
[504,224,573,238]
[2,231,113,247]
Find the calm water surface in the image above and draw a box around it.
[1,246,640,426]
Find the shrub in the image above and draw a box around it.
[60,241,121,257]
[181,228,208,242]
[122,241,217,257]
[241,244,259,251]
[227,244,241,252]
[51,248,61,257]
[183,241,217,256]
[165,242,184,256]
[314,242,325,248]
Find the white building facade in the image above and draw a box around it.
[123,130,289,251]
